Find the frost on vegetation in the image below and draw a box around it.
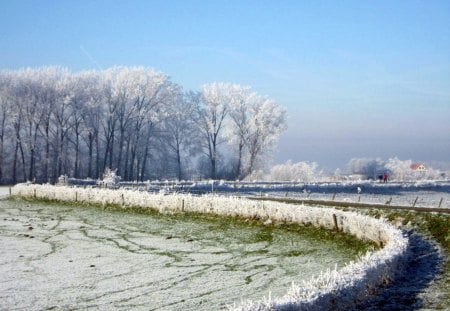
[12,183,409,310]
[269,161,321,182]
[347,157,447,181]
[98,168,121,188]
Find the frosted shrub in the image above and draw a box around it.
[99,168,121,187]
[269,160,320,182]
[12,183,409,310]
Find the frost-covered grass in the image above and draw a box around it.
[12,183,409,310]
[119,179,450,209]
[341,206,449,309]
[2,199,369,310]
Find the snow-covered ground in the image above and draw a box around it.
[9,184,410,310]
[143,180,450,209]
[0,186,11,197]
[0,198,365,310]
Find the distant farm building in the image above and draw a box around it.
[410,163,427,171]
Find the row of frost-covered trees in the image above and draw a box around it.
[0,66,286,184]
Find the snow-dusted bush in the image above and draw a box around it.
[269,160,320,182]
[12,183,409,310]
[384,158,415,181]
[98,168,121,187]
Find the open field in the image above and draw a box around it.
[2,183,449,310]
[4,181,450,210]
[117,180,450,210]
[0,197,371,310]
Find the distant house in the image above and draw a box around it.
[410,163,427,171]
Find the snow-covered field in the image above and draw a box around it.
[1,198,366,310]
[142,180,450,209]
[0,186,11,197]
[8,184,410,310]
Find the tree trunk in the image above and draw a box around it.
[247,139,260,177]
[12,142,19,184]
[117,127,125,176]
[123,137,130,180]
[210,135,217,180]
[19,140,26,182]
[74,130,80,178]
[0,113,5,182]
[176,143,182,181]
[44,120,50,183]
[87,132,93,178]
[29,147,35,181]
[140,144,149,182]
[95,132,100,179]
[103,136,111,172]
[129,145,136,181]
[28,123,40,181]
[236,141,244,179]
[210,157,216,179]
[109,131,114,169]
[0,135,3,182]
[57,130,64,178]
[14,123,27,182]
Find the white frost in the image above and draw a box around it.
[12,184,409,310]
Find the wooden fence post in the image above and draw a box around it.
[333,214,339,231]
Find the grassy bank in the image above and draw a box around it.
[261,197,449,309]
[366,208,449,309]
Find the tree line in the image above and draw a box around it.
[0,66,286,184]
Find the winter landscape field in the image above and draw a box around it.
[0,195,372,310]
[140,180,450,210]
[1,1,449,310]
[1,182,447,310]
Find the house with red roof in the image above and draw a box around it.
[410,163,427,172]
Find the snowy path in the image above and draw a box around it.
[357,231,442,310]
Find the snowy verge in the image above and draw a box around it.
[11,184,409,310]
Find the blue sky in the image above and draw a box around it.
[1,0,449,170]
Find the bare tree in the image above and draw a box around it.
[11,97,26,183]
[0,67,287,183]
[125,68,170,181]
[245,96,286,176]
[0,72,16,183]
[223,85,253,179]
[80,71,103,179]
[163,90,200,180]
[197,83,233,179]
